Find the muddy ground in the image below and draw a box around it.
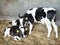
[0,20,60,45]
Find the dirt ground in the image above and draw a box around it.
[0,20,60,45]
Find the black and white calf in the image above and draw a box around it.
[4,19,25,41]
[19,7,58,38]
[4,26,23,41]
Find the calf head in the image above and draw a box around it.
[9,19,20,26]
[10,28,23,38]
[24,21,30,37]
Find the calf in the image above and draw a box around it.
[4,26,23,41]
[9,19,25,36]
[18,14,30,37]
[4,19,25,41]
[19,7,58,38]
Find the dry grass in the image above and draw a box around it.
[0,20,60,45]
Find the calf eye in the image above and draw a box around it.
[16,30,19,33]
[25,17,28,20]
[25,28,28,30]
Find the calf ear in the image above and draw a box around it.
[18,14,24,18]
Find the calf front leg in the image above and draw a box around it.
[13,36,21,41]
[29,23,33,34]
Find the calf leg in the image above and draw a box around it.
[51,20,58,38]
[45,19,52,38]
[4,28,10,37]
[29,23,33,34]
[13,36,21,41]
[19,27,26,38]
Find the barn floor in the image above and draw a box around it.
[0,20,60,45]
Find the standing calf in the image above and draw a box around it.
[19,7,58,38]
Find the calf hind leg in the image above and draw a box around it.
[45,19,52,38]
[51,20,58,38]
[46,24,52,38]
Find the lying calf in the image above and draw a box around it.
[4,18,30,41]
[4,25,24,41]
[19,7,58,38]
